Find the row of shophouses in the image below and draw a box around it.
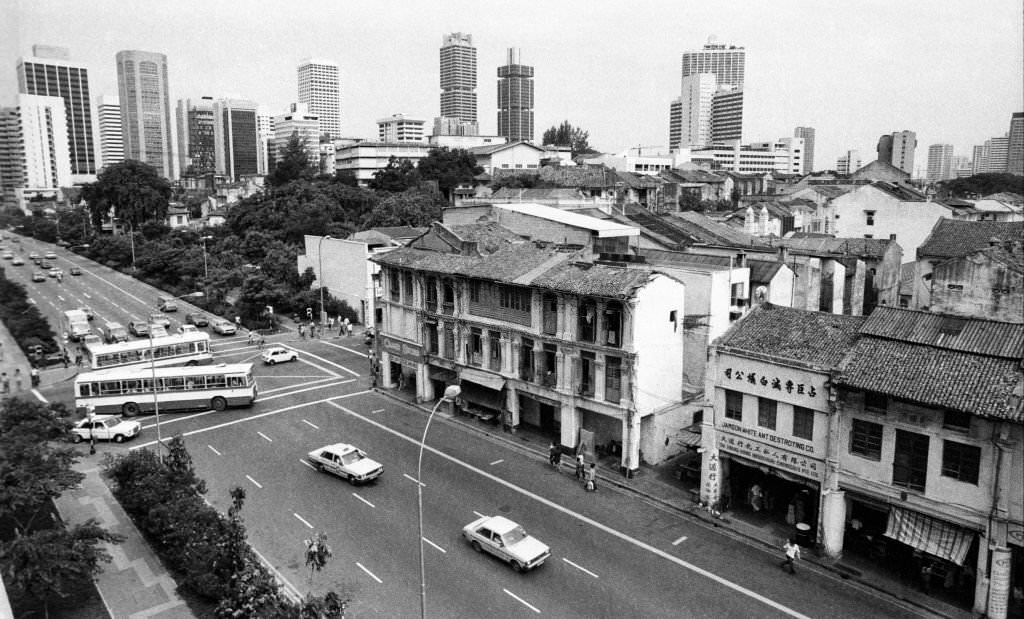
[362,200,1023,617]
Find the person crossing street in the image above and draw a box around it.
[780,538,801,574]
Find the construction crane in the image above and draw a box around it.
[631,144,664,156]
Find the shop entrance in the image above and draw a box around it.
[723,457,820,545]
[518,394,560,439]
[389,361,416,395]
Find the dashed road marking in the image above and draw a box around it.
[246,475,263,489]
[562,557,599,578]
[672,536,688,546]
[352,493,375,508]
[504,589,540,614]
[357,562,382,584]
[423,537,447,554]
[299,459,316,470]
[371,408,385,414]
[302,419,319,430]
[257,431,273,442]
[490,459,504,466]
[293,513,314,529]
[208,445,222,456]
[403,473,424,487]
[473,510,486,519]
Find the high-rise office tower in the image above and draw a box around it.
[212,99,258,180]
[116,50,174,178]
[710,87,744,144]
[440,32,477,125]
[176,97,215,177]
[926,144,955,182]
[682,37,745,88]
[670,74,715,149]
[1006,112,1023,176]
[877,130,916,176]
[0,94,72,206]
[272,103,320,171]
[497,48,534,142]
[256,111,274,175]
[17,45,97,181]
[297,58,340,140]
[836,150,861,175]
[985,136,1009,173]
[794,126,815,174]
[972,144,988,175]
[95,95,124,169]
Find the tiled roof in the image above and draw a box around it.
[916,219,1024,259]
[776,236,896,258]
[366,226,427,239]
[491,187,582,201]
[661,169,725,184]
[669,211,772,248]
[868,181,928,202]
[530,260,659,299]
[715,304,867,369]
[469,140,544,156]
[860,307,1024,359]
[446,223,528,254]
[373,241,565,283]
[838,338,1023,421]
[640,249,732,270]
[615,171,663,188]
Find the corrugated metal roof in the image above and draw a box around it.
[860,307,1024,359]
[496,203,639,237]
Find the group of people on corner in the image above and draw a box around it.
[2,367,42,395]
[549,443,598,492]
[297,316,354,340]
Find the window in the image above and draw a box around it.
[442,282,455,315]
[578,299,596,342]
[542,344,558,388]
[425,322,439,355]
[443,323,455,360]
[578,352,595,397]
[892,429,929,492]
[864,391,887,414]
[725,390,743,421]
[864,210,875,226]
[941,440,980,485]
[605,356,622,402]
[468,328,482,366]
[943,409,971,433]
[946,284,964,292]
[793,406,814,440]
[757,398,777,430]
[488,330,501,371]
[469,280,481,303]
[425,277,438,311]
[604,301,622,347]
[402,272,413,302]
[542,294,557,335]
[520,337,534,381]
[389,270,400,302]
[889,234,897,240]
[850,419,883,460]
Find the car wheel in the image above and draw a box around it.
[347,475,357,485]
[113,435,125,443]
[123,402,140,417]
[471,540,482,553]
[314,462,324,472]
[72,434,83,443]
[511,560,525,573]
[268,359,276,365]
[211,397,227,412]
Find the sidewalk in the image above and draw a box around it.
[381,387,973,619]
[53,460,195,619]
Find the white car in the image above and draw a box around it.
[307,443,384,484]
[70,415,141,444]
[462,515,551,572]
[211,318,237,335]
[261,346,297,365]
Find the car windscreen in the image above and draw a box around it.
[504,526,528,545]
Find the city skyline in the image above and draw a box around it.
[2,0,1022,175]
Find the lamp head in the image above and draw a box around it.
[442,385,462,401]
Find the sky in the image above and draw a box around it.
[2,0,1022,176]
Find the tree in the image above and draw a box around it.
[369,156,421,192]
[361,188,444,228]
[80,160,172,229]
[304,531,333,588]
[541,120,596,157]
[937,172,1023,199]
[678,191,702,212]
[268,132,314,187]
[416,147,483,203]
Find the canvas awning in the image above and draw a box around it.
[458,380,504,411]
[459,367,506,391]
[884,507,976,566]
[676,428,703,448]
[428,367,458,384]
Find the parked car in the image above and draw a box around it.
[176,324,199,335]
[307,443,384,484]
[128,320,149,337]
[261,346,297,365]
[103,321,129,344]
[31,271,46,282]
[149,325,168,338]
[44,251,57,259]
[462,515,550,572]
[69,265,82,275]
[28,251,39,260]
[70,415,141,444]
[11,256,24,266]
[1,251,12,260]
[48,268,63,278]
[80,306,94,320]
[40,260,52,269]
[148,312,171,328]
[185,312,209,327]
[210,318,237,335]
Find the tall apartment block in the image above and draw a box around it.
[794,126,815,174]
[926,143,954,182]
[836,150,861,175]
[1007,112,1023,176]
[876,130,916,176]
[176,97,215,177]
[669,38,745,151]
[95,95,123,169]
[497,48,534,143]
[116,50,174,178]
[257,111,274,175]
[0,94,72,207]
[973,135,1010,174]
[17,45,96,182]
[682,38,745,88]
[213,99,259,180]
[297,58,340,140]
[710,87,744,143]
[439,32,478,126]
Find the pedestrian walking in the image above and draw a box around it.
[1,372,9,395]
[62,349,69,369]
[298,324,306,339]
[258,334,265,350]
[779,539,801,574]
[575,453,586,480]
[548,442,562,470]
[584,463,597,492]
[235,315,242,329]
[346,322,354,337]
[327,317,334,330]
[13,368,23,392]
[248,331,255,345]
[30,366,40,388]
[74,352,82,368]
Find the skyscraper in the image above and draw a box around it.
[95,95,123,169]
[926,144,954,182]
[17,45,97,181]
[176,97,215,177]
[670,38,745,151]
[1006,112,1023,176]
[497,48,534,142]
[681,38,746,88]
[297,58,340,140]
[440,33,477,125]
[877,130,916,176]
[794,126,815,174]
[256,111,275,175]
[272,103,320,171]
[836,150,861,175]
[116,50,174,178]
[212,99,259,180]
[710,87,744,144]
[671,74,715,149]
[985,136,1009,173]
[0,94,72,207]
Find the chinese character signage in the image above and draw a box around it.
[701,446,721,506]
[724,366,817,398]
[717,426,824,480]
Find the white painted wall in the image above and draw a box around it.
[632,274,685,415]
[832,185,955,258]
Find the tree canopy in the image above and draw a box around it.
[81,160,172,229]
[416,147,483,202]
[267,132,315,188]
[937,172,1023,199]
[369,156,421,192]
[541,120,596,157]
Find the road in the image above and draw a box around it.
[4,233,929,618]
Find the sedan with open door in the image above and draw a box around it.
[70,414,141,444]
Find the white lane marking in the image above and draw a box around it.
[327,400,813,619]
[490,459,504,466]
[357,562,382,584]
[289,346,360,377]
[318,338,369,358]
[212,349,264,361]
[672,536,688,546]
[28,298,36,304]
[302,419,319,430]
[504,589,540,614]
[423,537,447,554]
[257,431,273,443]
[57,295,65,301]
[371,408,385,414]
[294,354,344,378]
[246,475,263,489]
[562,557,599,578]
[208,445,222,456]
[473,510,486,519]
[351,493,375,508]
[403,473,425,487]
[299,459,316,470]
[83,292,91,299]
[129,390,372,450]
[293,513,314,529]
[31,389,48,403]
[258,379,353,402]
[259,377,336,395]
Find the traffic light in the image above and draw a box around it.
[306,307,313,319]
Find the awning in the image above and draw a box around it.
[676,429,703,448]
[459,380,504,411]
[460,367,506,391]
[428,367,458,384]
[884,506,976,566]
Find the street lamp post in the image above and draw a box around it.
[149,291,204,463]
[127,221,136,271]
[200,235,213,298]
[317,235,332,326]
[417,384,461,619]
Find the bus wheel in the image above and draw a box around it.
[123,402,140,417]
[211,397,227,412]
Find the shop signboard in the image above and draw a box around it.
[717,422,825,481]
[718,354,829,410]
[381,336,421,369]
